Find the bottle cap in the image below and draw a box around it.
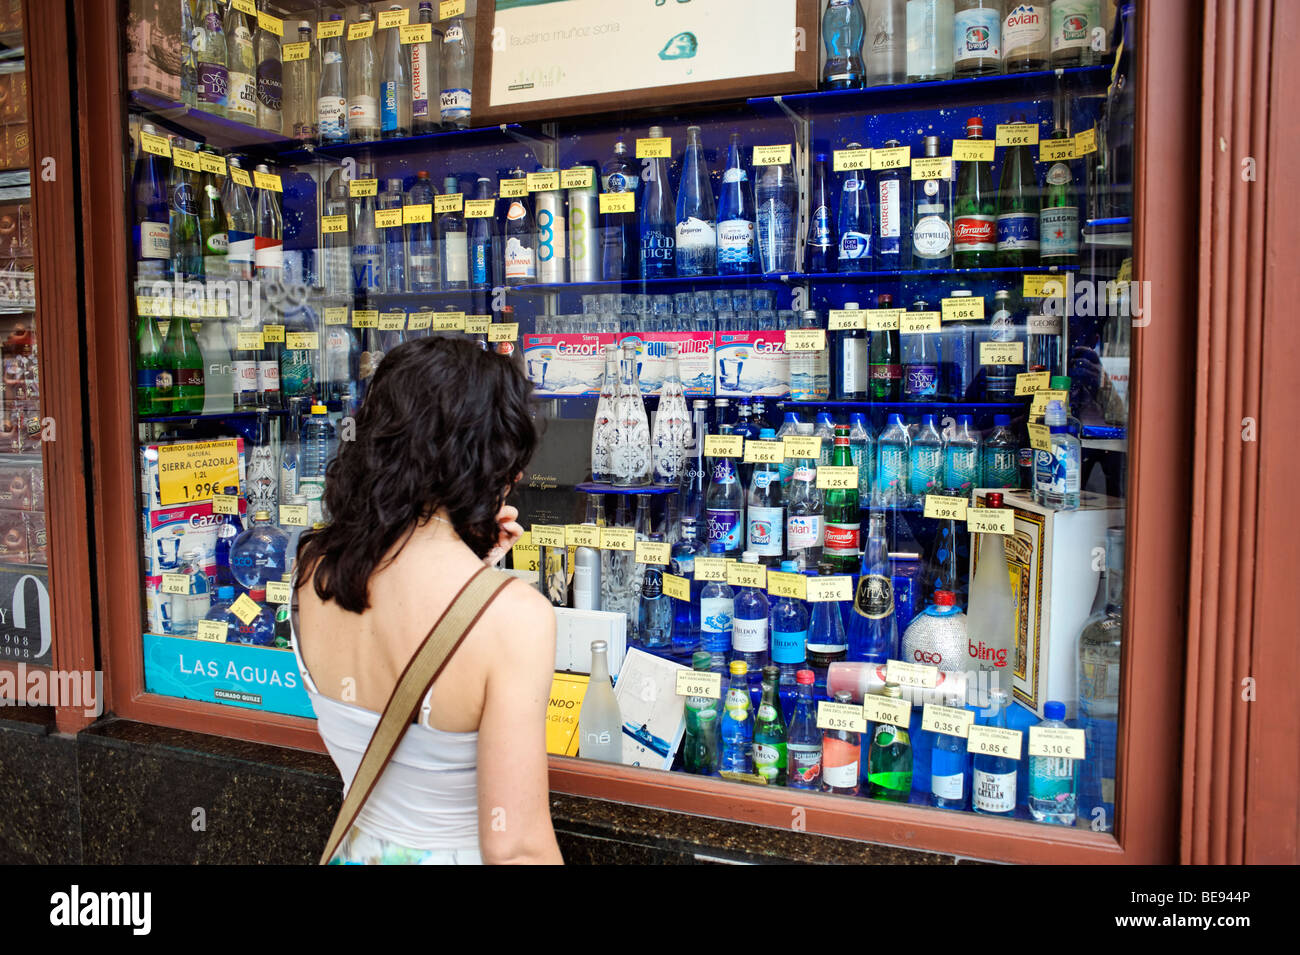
[590,640,607,652]
[648,125,664,138]
[780,560,798,573]
[850,412,867,428]
[250,588,266,601]
[889,412,905,425]
[796,669,815,685]
[218,586,234,600]
[692,651,712,672]
[443,176,458,192]
[882,682,902,698]
[816,412,834,426]
[966,117,983,136]
[417,170,430,179]
[1044,701,1066,721]
[254,510,270,521]
[729,660,748,675]
[959,413,973,425]
[814,152,828,162]
[741,550,758,563]
[834,690,853,703]
[877,293,893,307]
[934,590,955,607]
[844,301,859,309]
[759,428,776,439]
[1050,375,1071,390]
[985,492,1004,509]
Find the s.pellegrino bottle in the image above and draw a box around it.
[822,0,866,89]
[753,665,789,785]
[847,511,897,662]
[804,153,834,273]
[675,125,716,278]
[1039,127,1079,266]
[867,682,913,800]
[717,133,756,275]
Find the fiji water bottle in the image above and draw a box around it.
[1035,400,1081,508]
[981,414,1020,489]
[720,660,755,774]
[699,542,735,671]
[822,0,866,89]
[1028,700,1078,825]
[943,413,981,495]
[732,551,770,675]
[909,413,945,501]
[875,412,911,507]
[229,511,289,591]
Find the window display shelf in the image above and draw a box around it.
[780,399,1023,412]
[279,122,526,164]
[575,482,680,496]
[129,90,297,154]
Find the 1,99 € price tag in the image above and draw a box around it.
[693,557,728,582]
[924,494,968,520]
[662,573,690,601]
[703,434,743,458]
[726,561,766,590]
[967,724,1023,760]
[863,693,911,728]
[196,620,228,643]
[816,466,857,490]
[531,525,566,548]
[635,540,670,566]
[599,527,634,551]
[885,658,939,689]
[922,703,974,738]
[1027,725,1086,759]
[817,700,867,733]
[967,507,1013,535]
[675,669,721,699]
[805,576,852,603]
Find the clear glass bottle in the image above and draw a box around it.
[864,0,907,86]
[717,133,756,275]
[229,510,289,591]
[911,135,953,267]
[973,687,1018,815]
[284,22,316,141]
[223,1,257,125]
[1077,527,1123,831]
[440,16,472,128]
[610,341,651,487]
[636,534,672,649]
[439,176,469,290]
[347,9,379,142]
[675,126,717,278]
[846,511,897,663]
[909,413,945,500]
[255,15,282,133]
[578,640,623,763]
[253,163,283,279]
[982,414,1021,488]
[905,0,955,82]
[821,689,861,794]
[317,15,347,144]
[406,170,438,292]
[380,4,412,138]
[732,551,771,674]
[169,549,211,637]
[590,344,617,484]
[651,343,692,485]
[836,143,874,271]
[377,178,406,293]
[1029,700,1079,824]
[410,3,441,134]
[755,159,798,274]
[194,0,229,118]
[683,651,721,775]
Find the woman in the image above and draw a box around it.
[293,336,562,865]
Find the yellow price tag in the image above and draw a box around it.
[676,670,721,699]
[199,152,227,176]
[781,435,821,461]
[212,494,240,515]
[784,328,826,351]
[816,466,858,490]
[863,693,912,728]
[727,561,767,590]
[996,123,1040,146]
[886,658,940,689]
[280,504,310,527]
[379,312,406,331]
[599,528,635,552]
[196,620,228,643]
[171,147,201,172]
[160,573,190,596]
[286,332,318,351]
[440,0,466,18]
[693,557,729,582]
[463,315,491,335]
[866,308,903,331]
[403,203,432,224]
[253,170,282,192]
[400,23,432,44]
[228,165,253,188]
[922,703,974,738]
[236,330,263,350]
[265,580,292,605]
[464,198,496,218]
[635,540,670,566]
[662,573,690,601]
[599,192,635,214]
[871,145,911,170]
[435,193,464,213]
[317,19,345,39]
[967,724,1023,760]
[352,309,379,328]
[1027,421,1051,452]
[806,576,852,603]
[980,342,1024,365]
[350,178,379,197]
[1028,725,1087,759]
[1074,127,1098,156]
[743,440,783,464]
[952,139,996,163]
[704,434,744,458]
[817,701,867,733]
[229,593,261,626]
[348,20,375,41]
[156,439,240,506]
[323,306,348,326]
[1040,138,1076,162]
[1023,274,1068,298]
[832,147,872,171]
[259,324,283,344]
[374,208,404,229]
[941,296,984,321]
[403,311,429,331]
[230,0,255,15]
[139,130,171,158]
[827,309,866,331]
[911,156,953,181]
[499,178,528,198]
[753,144,792,166]
[900,312,941,334]
[967,507,1013,535]
[136,295,172,317]
[1015,371,1051,394]
[431,312,465,331]
[321,214,349,234]
[636,137,672,159]
[766,570,807,600]
[531,525,567,548]
[527,170,560,192]
[283,40,311,61]
[488,323,519,342]
[377,8,409,29]
[561,167,595,190]
[565,524,601,548]
[257,11,283,36]
[924,494,969,520]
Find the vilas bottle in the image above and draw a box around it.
[636,534,672,649]
[846,511,897,662]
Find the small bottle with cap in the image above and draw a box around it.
[821,688,861,795]
[1034,399,1081,509]
[867,682,914,801]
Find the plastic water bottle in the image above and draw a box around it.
[814,412,836,466]
[720,660,755,774]
[169,549,211,636]
[930,690,970,809]
[875,412,911,507]
[822,0,866,89]
[406,170,438,291]
[981,414,1020,489]
[755,160,797,274]
[204,585,240,642]
[1078,527,1123,831]
[732,551,770,675]
[230,511,289,592]
[770,560,809,716]
[973,687,1018,815]
[439,17,472,128]
[234,587,276,646]
[776,411,802,489]
[746,429,784,564]
[699,542,735,671]
[705,455,744,556]
[786,455,824,571]
[910,413,945,501]
[848,413,875,501]
[836,143,874,270]
[1035,400,1081,508]
[300,404,335,525]
[1028,700,1078,825]
[944,413,981,494]
[786,669,822,789]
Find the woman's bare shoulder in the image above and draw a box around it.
[472,576,556,662]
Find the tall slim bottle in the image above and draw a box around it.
[193,0,228,118]
[377,178,405,292]
[254,164,283,279]
[503,167,535,285]
[180,0,197,108]
[675,126,716,278]
[682,651,720,774]
[906,0,955,81]
[836,143,873,271]
[317,15,347,144]
[1078,526,1123,830]
[875,139,907,267]
[846,511,897,662]
[822,428,861,573]
[224,2,257,125]
[755,158,798,274]
[822,0,866,89]
[168,139,202,281]
[406,170,438,291]
[966,491,1016,692]
[611,342,652,487]
[380,5,412,139]
[640,125,676,279]
[1003,1,1050,72]
[953,0,1003,76]
[440,17,472,128]
[911,135,953,268]
[136,310,165,416]
[753,665,789,785]
[1039,128,1079,266]
[601,140,639,280]
[717,134,756,276]
[284,22,315,141]
[256,16,282,133]
[868,292,901,400]
[997,125,1039,265]
[439,176,469,290]
[411,2,440,134]
[468,177,494,289]
[838,302,868,401]
[803,153,834,273]
[578,640,623,763]
[651,344,692,485]
[864,0,907,85]
[678,399,710,526]
[347,9,379,142]
[953,117,996,268]
[197,153,227,280]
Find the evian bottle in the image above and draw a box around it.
[1003,2,1049,72]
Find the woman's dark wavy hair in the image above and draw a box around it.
[295,336,538,614]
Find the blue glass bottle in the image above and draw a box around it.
[717,133,755,275]
[229,510,289,591]
[698,542,734,671]
[232,586,276,646]
[846,512,897,662]
[930,693,971,810]
[804,153,834,273]
[468,176,494,289]
[205,585,240,640]
[770,559,809,721]
[601,139,640,281]
[821,0,866,89]
[836,142,873,271]
[675,125,716,278]
[973,688,1018,815]
[732,551,770,676]
[636,534,672,650]
[639,124,676,279]
[670,518,703,655]
[874,138,907,267]
[212,484,244,591]
[132,124,172,281]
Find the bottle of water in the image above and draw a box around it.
[785,454,824,571]
[753,665,789,785]
[704,455,744,556]
[440,17,472,128]
[966,491,1015,688]
[229,511,289,591]
[1035,400,1081,508]
[578,640,623,763]
[316,15,347,144]
[300,403,335,525]
[503,165,536,285]
[981,414,1020,489]
[601,139,640,281]
[410,2,440,135]
[611,342,651,486]
[670,518,704,654]
[804,153,835,272]
[636,534,672,650]
[469,177,494,289]
[874,140,907,267]
[930,689,970,809]
[699,542,735,671]
[255,15,282,133]
[849,413,875,501]
[985,289,1021,399]
[822,0,866,89]
[822,689,861,794]
[683,651,721,775]
[770,559,809,715]
[224,0,257,125]
[1028,700,1078,824]
[1078,527,1123,831]
[675,126,716,278]
[746,429,784,564]
[406,170,438,292]
[973,687,1018,815]
[590,345,617,484]
[909,413,945,501]
[867,682,914,800]
[720,660,755,774]
[279,399,303,505]
[906,0,955,82]
[439,176,469,290]
[233,587,276,646]
[378,178,406,292]
[732,551,770,675]
[245,410,277,522]
[193,0,228,119]
[169,549,211,636]
[717,133,755,275]
[847,512,897,662]
[806,561,848,686]
[836,143,874,270]
[755,160,797,274]
[640,125,676,279]
[213,485,244,590]
[776,411,802,489]
[678,399,710,525]
[875,412,911,506]
[943,413,981,494]
[253,164,283,279]
[346,8,379,142]
[786,669,821,788]
[379,5,412,139]
[865,0,907,85]
[651,344,691,485]
[204,585,240,642]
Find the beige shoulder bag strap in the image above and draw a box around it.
[320,566,514,865]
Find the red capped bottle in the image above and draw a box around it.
[822,426,860,572]
[953,117,997,269]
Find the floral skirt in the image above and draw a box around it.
[327,826,483,866]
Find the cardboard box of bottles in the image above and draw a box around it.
[521,331,714,397]
[138,437,247,515]
[972,489,1122,720]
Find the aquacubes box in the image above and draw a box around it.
[714,330,790,397]
[615,331,714,396]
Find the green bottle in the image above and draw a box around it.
[1039,128,1079,266]
[822,426,860,573]
[753,664,788,785]
[163,314,206,414]
[867,682,913,801]
[136,309,167,416]
[996,123,1040,267]
[952,116,997,269]
[198,149,228,280]
[683,651,720,775]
